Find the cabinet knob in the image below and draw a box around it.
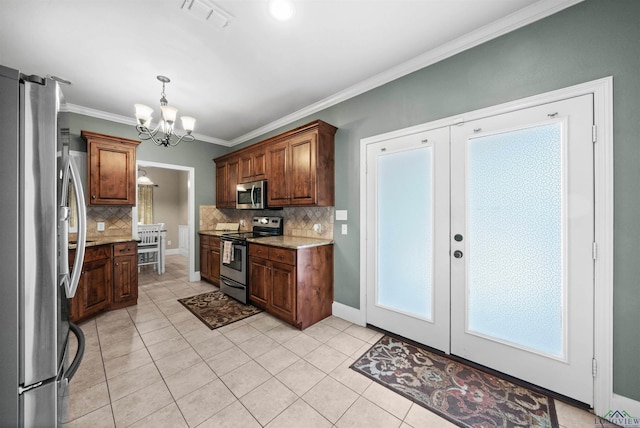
[115,262,119,266]
[91,195,96,199]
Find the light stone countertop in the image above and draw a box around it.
[69,236,137,249]
[246,235,334,249]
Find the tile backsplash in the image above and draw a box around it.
[86,206,133,239]
[200,206,334,239]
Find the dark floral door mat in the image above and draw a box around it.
[351,335,558,428]
[178,291,262,330]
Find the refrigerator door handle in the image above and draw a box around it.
[62,322,85,384]
[61,157,87,298]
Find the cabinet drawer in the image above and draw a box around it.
[269,247,296,265]
[70,245,111,264]
[113,241,137,256]
[200,234,211,247]
[249,244,269,258]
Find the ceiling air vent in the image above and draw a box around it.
[181,0,234,28]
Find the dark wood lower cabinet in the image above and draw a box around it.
[200,234,220,286]
[249,243,333,330]
[69,241,138,323]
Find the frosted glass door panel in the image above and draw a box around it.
[466,124,563,357]
[377,147,432,319]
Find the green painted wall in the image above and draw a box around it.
[237,0,640,401]
[61,112,228,265]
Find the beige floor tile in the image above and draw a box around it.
[165,308,198,325]
[172,316,210,334]
[240,378,298,425]
[222,323,262,345]
[276,359,326,396]
[335,397,402,428]
[154,346,203,378]
[304,344,349,374]
[107,362,162,402]
[282,332,322,357]
[302,376,359,424]
[206,346,252,376]
[63,404,114,428]
[111,380,173,427]
[103,348,152,379]
[181,324,222,346]
[555,400,601,428]
[265,323,302,344]
[164,361,218,400]
[220,360,272,398]
[362,381,412,420]
[133,316,172,334]
[266,398,332,428]
[329,360,373,395]
[66,380,110,422]
[191,333,235,359]
[303,322,342,343]
[326,332,367,356]
[98,326,140,348]
[128,402,188,428]
[140,324,180,347]
[403,403,457,428]
[176,379,237,427]
[320,316,353,331]
[247,313,283,332]
[197,401,261,428]
[101,334,146,361]
[343,324,380,343]
[237,332,279,358]
[255,345,301,375]
[146,335,190,361]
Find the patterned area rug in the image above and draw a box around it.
[351,335,558,428]
[178,291,262,330]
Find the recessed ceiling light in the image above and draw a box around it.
[268,0,295,21]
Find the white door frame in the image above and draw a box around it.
[134,160,198,282]
[357,77,614,416]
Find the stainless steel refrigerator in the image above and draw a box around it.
[0,65,87,427]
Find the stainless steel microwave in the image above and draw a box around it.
[236,180,267,209]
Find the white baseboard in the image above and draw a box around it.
[332,301,366,326]
[189,271,201,283]
[165,248,181,256]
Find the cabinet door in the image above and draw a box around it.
[210,243,221,286]
[266,140,290,206]
[226,158,239,206]
[78,258,111,320]
[289,131,317,206]
[88,140,137,205]
[113,254,138,304]
[215,162,227,208]
[252,149,266,180]
[270,261,296,322]
[248,257,269,308]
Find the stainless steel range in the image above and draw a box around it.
[220,216,283,303]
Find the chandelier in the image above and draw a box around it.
[134,75,196,147]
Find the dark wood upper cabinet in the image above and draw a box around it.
[215,120,337,208]
[82,131,140,206]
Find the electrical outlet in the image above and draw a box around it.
[97,222,105,232]
[341,224,348,235]
[313,223,322,233]
[167,240,172,246]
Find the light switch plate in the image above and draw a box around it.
[97,221,105,232]
[336,210,348,221]
[341,224,348,235]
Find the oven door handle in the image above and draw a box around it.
[221,278,246,290]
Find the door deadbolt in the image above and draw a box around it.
[454,234,463,242]
[453,250,464,259]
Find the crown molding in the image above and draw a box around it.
[228,0,583,146]
[61,103,233,146]
[61,0,582,148]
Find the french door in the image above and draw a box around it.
[366,94,594,405]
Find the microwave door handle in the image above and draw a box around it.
[251,184,256,208]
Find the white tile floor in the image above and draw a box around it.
[63,255,602,428]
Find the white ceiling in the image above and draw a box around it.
[0,0,578,146]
